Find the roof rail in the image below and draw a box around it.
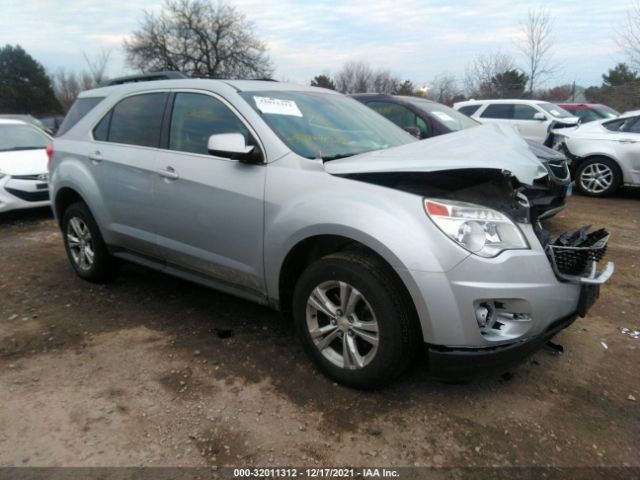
[97,71,190,87]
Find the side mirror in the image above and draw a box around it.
[404,126,421,138]
[533,112,547,121]
[207,133,263,163]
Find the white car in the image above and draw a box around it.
[552,114,640,196]
[454,99,579,144]
[0,119,52,213]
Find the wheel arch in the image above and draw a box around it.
[54,187,87,227]
[571,152,620,173]
[276,234,423,340]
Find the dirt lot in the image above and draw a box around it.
[0,191,638,470]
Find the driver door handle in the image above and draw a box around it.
[618,139,637,144]
[157,166,180,180]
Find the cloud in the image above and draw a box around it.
[0,0,630,87]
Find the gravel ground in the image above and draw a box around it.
[0,191,638,470]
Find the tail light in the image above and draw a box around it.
[46,144,54,171]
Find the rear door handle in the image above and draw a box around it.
[618,139,637,144]
[89,151,103,164]
[157,166,179,180]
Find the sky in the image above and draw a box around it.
[0,0,634,89]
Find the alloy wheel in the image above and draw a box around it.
[66,217,95,271]
[579,163,614,194]
[305,280,379,370]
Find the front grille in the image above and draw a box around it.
[546,228,609,277]
[546,159,570,181]
[4,187,50,202]
[11,173,49,181]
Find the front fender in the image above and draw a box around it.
[263,156,470,301]
[565,138,618,162]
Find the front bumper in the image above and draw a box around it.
[396,224,612,350]
[0,175,51,213]
[427,310,578,379]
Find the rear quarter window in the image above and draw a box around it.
[457,105,481,116]
[56,97,104,136]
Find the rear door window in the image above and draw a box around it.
[481,104,514,119]
[97,93,168,147]
[57,97,104,136]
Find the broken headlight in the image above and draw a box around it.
[424,199,529,257]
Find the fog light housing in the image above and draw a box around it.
[475,302,493,328]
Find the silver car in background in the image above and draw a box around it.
[49,78,613,387]
[553,113,640,196]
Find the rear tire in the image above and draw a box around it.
[62,202,117,282]
[292,250,420,388]
[574,157,621,197]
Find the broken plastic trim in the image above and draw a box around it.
[546,226,614,284]
[341,169,532,224]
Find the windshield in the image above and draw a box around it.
[0,124,50,152]
[538,103,574,119]
[240,91,415,160]
[404,98,479,131]
[594,105,620,118]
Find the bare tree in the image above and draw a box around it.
[464,52,516,98]
[517,7,556,92]
[427,72,459,105]
[124,0,273,78]
[83,48,112,84]
[372,69,400,94]
[619,1,640,70]
[51,68,93,112]
[334,60,400,94]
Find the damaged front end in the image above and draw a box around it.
[546,225,615,316]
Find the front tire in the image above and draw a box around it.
[62,202,117,282]
[574,157,621,197]
[292,250,420,388]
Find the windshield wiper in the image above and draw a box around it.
[0,146,44,152]
[321,153,357,162]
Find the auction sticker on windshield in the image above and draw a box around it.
[254,96,303,117]
[432,111,455,122]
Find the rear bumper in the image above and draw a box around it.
[427,311,578,379]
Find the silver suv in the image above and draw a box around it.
[49,78,613,387]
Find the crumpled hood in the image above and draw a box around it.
[524,138,565,161]
[324,123,548,186]
[0,149,48,176]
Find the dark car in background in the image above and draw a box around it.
[557,103,619,123]
[352,94,571,219]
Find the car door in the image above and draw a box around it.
[91,91,169,254]
[512,104,547,142]
[152,90,267,296]
[612,116,640,184]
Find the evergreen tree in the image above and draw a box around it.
[394,80,416,96]
[0,44,61,114]
[310,75,336,90]
[602,63,639,87]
